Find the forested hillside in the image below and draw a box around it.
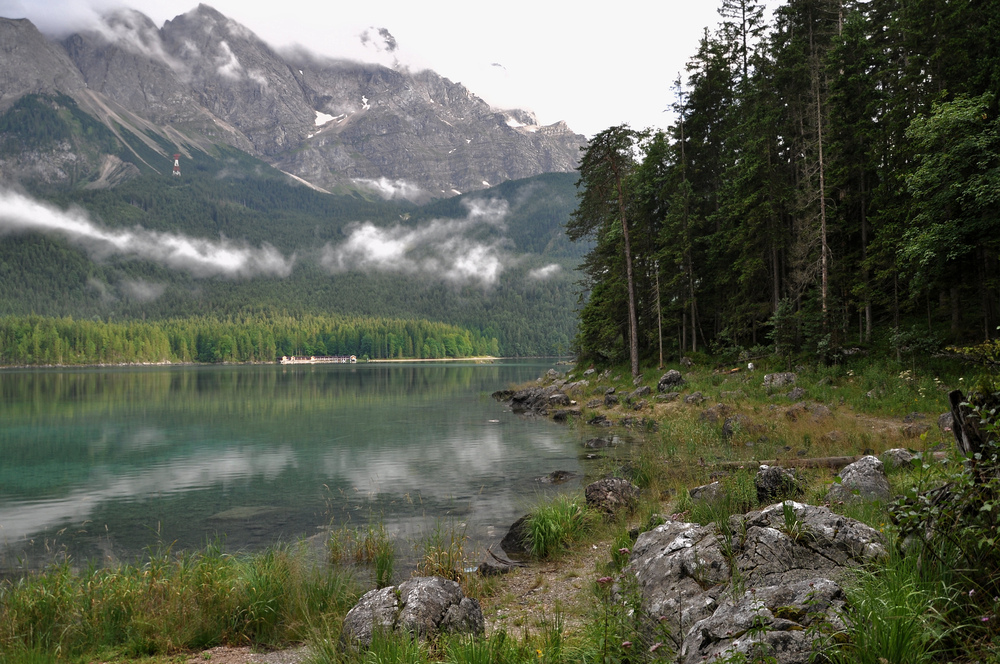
[0,314,498,365]
[571,0,1000,369]
[0,106,584,358]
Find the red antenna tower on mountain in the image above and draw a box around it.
[172,154,181,176]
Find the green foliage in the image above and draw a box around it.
[0,313,498,365]
[526,495,594,560]
[415,521,468,583]
[826,551,955,664]
[0,541,359,660]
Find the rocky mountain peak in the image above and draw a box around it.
[1,5,584,197]
[0,17,86,110]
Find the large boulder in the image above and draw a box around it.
[585,478,640,516]
[880,448,916,470]
[679,579,847,664]
[826,455,891,503]
[499,515,531,558]
[658,370,686,392]
[342,576,484,646]
[622,503,885,663]
[764,372,797,389]
[504,386,561,415]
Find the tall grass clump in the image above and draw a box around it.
[416,521,468,582]
[688,467,758,526]
[0,541,359,662]
[826,551,955,664]
[526,494,595,560]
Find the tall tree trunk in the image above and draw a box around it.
[614,165,640,378]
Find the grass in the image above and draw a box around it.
[826,549,958,664]
[525,495,595,560]
[0,541,360,662]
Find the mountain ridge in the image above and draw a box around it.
[0,4,584,198]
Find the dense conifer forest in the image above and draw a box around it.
[570,0,1000,369]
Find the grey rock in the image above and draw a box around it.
[605,387,616,395]
[755,465,804,503]
[688,481,722,503]
[902,411,925,423]
[723,414,756,440]
[679,578,847,664]
[733,502,886,587]
[623,503,884,659]
[700,403,733,424]
[786,387,807,400]
[548,392,570,406]
[585,478,639,516]
[604,393,620,407]
[633,376,645,387]
[630,385,652,400]
[902,422,931,438]
[658,370,686,392]
[938,411,954,431]
[539,470,576,484]
[680,357,694,367]
[684,391,705,405]
[550,409,579,422]
[342,576,484,646]
[810,405,833,421]
[764,372,797,389]
[658,392,681,402]
[587,414,612,426]
[499,515,531,558]
[586,398,603,408]
[583,436,620,449]
[880,448,916,470]
[826,455,891,503]
[583,368,596,376]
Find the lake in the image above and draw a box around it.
[0,360,594,573]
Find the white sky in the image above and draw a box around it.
[0,0,766,138]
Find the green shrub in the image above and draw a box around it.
[526,495,594,560]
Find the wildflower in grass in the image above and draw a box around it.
[597,576,613,585]
[618,547,630,555]
[622,641,632,649]
[649,642,663,653]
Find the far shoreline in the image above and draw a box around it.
[0,355,577,370]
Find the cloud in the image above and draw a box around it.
[528,264,561,280]
[214,40,243,79]
[0,190,294,278]
[352,177,426,203]
[121,279,166,301]
[321,199,509,287]
[359,26,398,54]
[88,8,188,75]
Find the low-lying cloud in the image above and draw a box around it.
[321,199,509,287]
[352,177,426,203]
[528,264,561,280]
[0,190,294,278]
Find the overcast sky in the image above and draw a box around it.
[0,0,774,138]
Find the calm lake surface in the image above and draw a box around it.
[0,360,592,572]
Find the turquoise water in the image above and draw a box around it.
[0,361,587,571]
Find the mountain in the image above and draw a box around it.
[0,4,584,199]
